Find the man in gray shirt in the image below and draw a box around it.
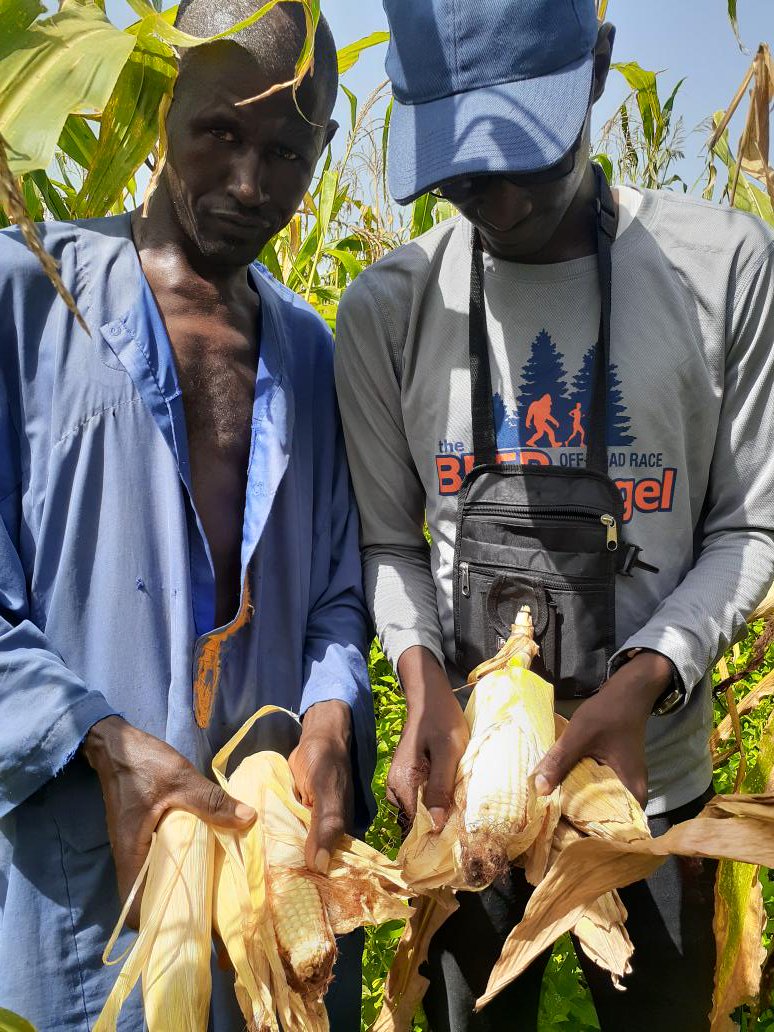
[335,0,774,1029]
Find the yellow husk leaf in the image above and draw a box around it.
[211,705,411,1030]
[94,811,214,1032]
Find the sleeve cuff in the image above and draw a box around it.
[0,692,117,817]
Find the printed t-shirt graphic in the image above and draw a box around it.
[435,329,676,524]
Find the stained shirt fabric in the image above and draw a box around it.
[0,214,375,1030]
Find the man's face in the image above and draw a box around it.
[162,42,334,267]
[442,122,592,261]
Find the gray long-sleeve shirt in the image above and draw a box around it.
[335,187,774,814]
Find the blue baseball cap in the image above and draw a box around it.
[382,0,600,204]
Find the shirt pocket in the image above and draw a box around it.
[44,753,111,852]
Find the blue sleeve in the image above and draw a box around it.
[299,377,377,835]
[0,245,116,818]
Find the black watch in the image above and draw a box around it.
[624,648,685,716]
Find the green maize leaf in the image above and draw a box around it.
[612,62,660,146]
[728,0,743,49]
[58,115,99,172]
[410,193,436,239]
[316,168,338,241]
[121,0,293,49]
[337,31,389,76]
[75,31,176,217]
[710,112,774,225]
[382,96,392,198]
[258,238,284,282]
[21,173,44,222]
[28,169,73,220]
[341,84,358,132]
[0,0,43,40]
[324,245,364,280]
[0,1009,37,1032]
[0,0,136,177]
[591,152,614,182]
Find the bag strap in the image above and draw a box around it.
[468,164,617,474]
[469,238,498,464]
[586,164,617,473]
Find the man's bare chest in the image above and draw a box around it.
[176,347,256,458]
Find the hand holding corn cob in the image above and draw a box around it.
[288,697,354,875]
[386,645,470,830]
[94,705,412,1032]
[532,649,675,808]
[82,715,256,928]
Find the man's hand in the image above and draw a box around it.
[83,716,256,928]
[289,700,353,875]
[532,651,675,807]
[386,646,470,833]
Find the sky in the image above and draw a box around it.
[104,0,773,193]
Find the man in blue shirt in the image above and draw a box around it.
[0,3,375,1029]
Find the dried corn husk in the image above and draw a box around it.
[211,706,413,1032]
[476,795,774,1012]
[94,811,214,1032]
[550,819,632,987]
[95,705,412,1031]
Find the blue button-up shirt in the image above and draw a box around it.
[0,214,375,1030]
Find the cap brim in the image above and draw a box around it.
[387,52,594,205]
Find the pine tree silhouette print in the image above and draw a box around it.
[492,391,521,450]
[517,331,572,447]
[568,345,636,447]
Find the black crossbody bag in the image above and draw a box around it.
[453,166,655,699]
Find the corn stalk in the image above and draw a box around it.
[708,45,774,217]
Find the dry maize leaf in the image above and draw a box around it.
[95,812,214,1032]
[547,818,633,987]
[398,792,462,892]
[477,799,774,1012]
[373,889,459,1032]
[710,861,766,1032]
[737,46,774,207]
[560,756,650,843]
[572,889,633,988]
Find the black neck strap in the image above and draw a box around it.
[468,164,617,474]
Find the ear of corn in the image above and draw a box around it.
[96,705,411,1032]
[457,654,560,887]
[226,751,337,1002]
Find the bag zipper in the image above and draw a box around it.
[458,559,610,598]
[465,505,619,551]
